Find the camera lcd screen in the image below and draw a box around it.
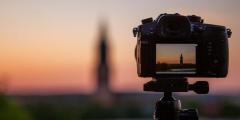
[156,44,196,74]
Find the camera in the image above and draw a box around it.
[133,13,232,78]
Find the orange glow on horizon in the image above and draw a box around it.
[0,0,239,94]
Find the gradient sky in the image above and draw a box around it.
[0,0,239,95]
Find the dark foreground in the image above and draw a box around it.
[1,93,240,120]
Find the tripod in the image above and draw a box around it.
[144,77,209,120]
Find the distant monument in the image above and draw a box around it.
[94,21,113,104]
[180,54,183,65]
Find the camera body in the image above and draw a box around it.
[133,13,232,78]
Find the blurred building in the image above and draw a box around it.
[95,22,113,104]
[180,54,183,65]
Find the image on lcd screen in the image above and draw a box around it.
[156,44,196,74]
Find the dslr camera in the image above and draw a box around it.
[133,13,232,78]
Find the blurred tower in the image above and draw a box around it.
[95,21,112,104]
[180,54,183,65]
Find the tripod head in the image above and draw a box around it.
[144,78,209,120]
[144,77,209,94]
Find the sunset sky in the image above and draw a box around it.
[156,44,196,64]
[0,0,239,95]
